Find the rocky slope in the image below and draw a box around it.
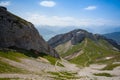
[0,49,120,80]
[48,29,120,50]
[0,6,59,58]
[48,29,120,66]
[104,32,120,45]
[48,29,92,48]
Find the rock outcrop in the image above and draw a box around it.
[0,6,59,58]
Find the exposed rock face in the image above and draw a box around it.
[0,6,59,58]
[95,34,120,49]
[48,29,120,50]
[48,29,95,48]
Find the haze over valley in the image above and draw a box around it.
[0,0,120,80]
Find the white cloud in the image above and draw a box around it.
[84,6,97,10]
[26,14,75,26]
[25,13,120,27]
[39,0,56,7]
[0,1,10,7]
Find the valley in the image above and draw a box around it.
[0,3,120,80]
[0,49,120,80]
[48,29,120,80]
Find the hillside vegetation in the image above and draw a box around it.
[55,38,120,66]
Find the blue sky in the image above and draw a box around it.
[0,0,120,33]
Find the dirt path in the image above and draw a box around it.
[0,55,120,80]
[0,57,58,80]
[0,56,79,80]
[64,38,88,60]
[57,58,79,72]
[84,38,88,48]
[78,64,120,80]
[78,39,120,80]
[0,73,53,80]
[82,39,92,67]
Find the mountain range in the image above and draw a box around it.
[104,32,120,45]
[37,26,78,41]
[48,29,120,66]
[0,6,120,80]
[37,26,120,44]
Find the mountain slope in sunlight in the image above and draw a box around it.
[48,29,120,66]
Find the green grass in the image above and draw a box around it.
[55,41,72,55]
[102,63,120,70]
[0,48,59,73]
[0,49,27,62]
[70,52,90,66]
[68,38,120,66]
[93,73,113,77]
[0,60,26,73]
[0,48,57,61]
[57,62,64,67]
[0,78,20,80]
[96,54,120,64]
[61,40,85,57]
[43,55,58,65]
[0,48,60,66]
[49,71,79,80]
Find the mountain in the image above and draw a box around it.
[36,25,120,41]
[0,6,59,58]
[48,29,120,66]
[37,27,56,41]
[0,6,81,80]
[0,6,120,80]
[36,26,79,41]
[104,32,120,45]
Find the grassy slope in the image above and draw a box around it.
[57,38,120,66]
[0,50,27,62]
[42,55,58,65]
[0,49,58,63]
[93,73,113,77]
[0,49,58,73]
[0,60,26,73]
[61,40,85,57]
[0,78,20,80]
[102,63,120,70]
[0,49,29,73]
[55,41,73,55]
[49,71,79,80]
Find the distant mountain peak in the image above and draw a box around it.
[48,29,120,50]
[70,29,88,33]
[48,29,96,47]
